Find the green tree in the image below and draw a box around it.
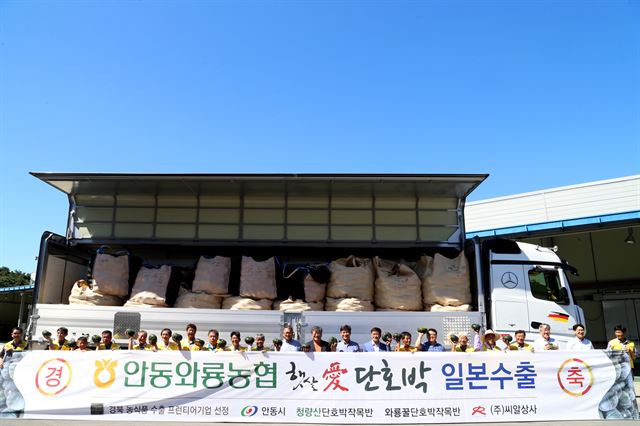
[0,267,31,287]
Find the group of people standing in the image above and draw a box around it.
[0,322,637,370]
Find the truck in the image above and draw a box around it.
[27,173,585,348]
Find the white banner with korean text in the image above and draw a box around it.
[3,350,637,422]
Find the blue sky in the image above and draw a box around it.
[1,1,639,273]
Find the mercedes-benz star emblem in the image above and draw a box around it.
[501,272,518,289]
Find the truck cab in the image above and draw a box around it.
[481,238,584,347]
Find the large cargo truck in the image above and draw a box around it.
[27,173,584,347]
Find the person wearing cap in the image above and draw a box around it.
[566,324,594,351]
[607,325,636,369]
[481,329,501,351]
[416,328,445,352]
[509,330,533,351]
[533,323,558,351]
[452,333,475,352]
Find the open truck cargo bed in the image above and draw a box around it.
[29,173,487,343]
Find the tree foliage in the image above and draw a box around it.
[0,267,31,287]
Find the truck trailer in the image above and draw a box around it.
[27,173,585,348]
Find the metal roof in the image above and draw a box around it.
[466,175,640,234]
[0,284,35,294]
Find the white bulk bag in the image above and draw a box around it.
[373,257,422,311]
[239,257,278,300]
[222,296,273,310]
[327,256,374,301]
[91,252,130,297]
[128,265,171,306]
[173,287,223,309]
[273,299,324,312]
[68,280,123,306]
[304,275,326,303]
[429,304,472,312]
[192,256,231,295]
[325,297,374,312]
[421,252,471,306]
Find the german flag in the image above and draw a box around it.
[548,312,569,322]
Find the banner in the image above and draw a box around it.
[1,350,637,422]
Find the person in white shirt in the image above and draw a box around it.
[533,323,558,351]
[566,323,594,351]
[279,325,301,352]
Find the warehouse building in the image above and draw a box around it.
[466,175,640,348]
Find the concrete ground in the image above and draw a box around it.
[2,421,639,426]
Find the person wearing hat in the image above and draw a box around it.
[481,329,501,351]
[533,323,558,351]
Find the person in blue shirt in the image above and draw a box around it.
[362,327,389,352]
[336,324,360,352]
[415,328,445,352]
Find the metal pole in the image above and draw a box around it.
[18,292,25,327]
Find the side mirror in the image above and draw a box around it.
[559,288,570,304]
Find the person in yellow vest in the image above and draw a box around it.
[97,330,120,350]
[481,330,502,351]
[128,330,154,350]
[46,327,72,350]
[0,327,28,369]
[452,333,475,352]
[75,335,91,352]
[204,329,220,351]
[396,331,418,352]
[253,334,270,352]
[509,330,534,352]
[182,323,201,351]
[226,331,247,352]
[156,328,180,350]
[607,325,636,369]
